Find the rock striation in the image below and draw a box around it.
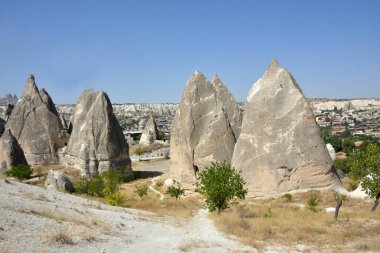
[63,90,133,179]
[6,75,64,165]
[0,129,28,172]
[231,59,342,197]
[170,71,242,189]
[139,115,159,145]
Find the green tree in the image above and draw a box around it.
[348,144,380,212]
[196,161,247,213]
[333,158,350,175]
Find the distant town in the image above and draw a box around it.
[1,94,379,144]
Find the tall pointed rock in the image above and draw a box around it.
[0,129,28,172]
[231,59,342,197]
[6,75,64,165]
[63,90,133,179]
[139,115,159,146]
[170,71,242,189]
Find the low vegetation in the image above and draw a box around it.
[5,164,33,181]
[75,171,125,206]
[166,186,185,199]
[135,184,149,198]
[196,161,247,213]
[211,190,380,251]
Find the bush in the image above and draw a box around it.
[74,170,125,206]
[167,186,185,199]
[104,190,124,206]
[135,184,149,197]
[134,146,145,157]
[307,193,321,212]
[6,164,33,181]
[196,161,247,213]
[282,193,293,202]
[156,180,164,188]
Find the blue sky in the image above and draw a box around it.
[0,0,379,104]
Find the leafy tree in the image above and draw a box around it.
[342,138,356,154]
[196,161,247,213]
[348,144,380,212]
[333,158,350,175]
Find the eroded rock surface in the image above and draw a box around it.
[6,75,64,165]
[63,90,133,178]
[231,59,342,197]
[170,71,242,189]
[44,170,74,192]
[0,129,27,172]
[139,115,159,145]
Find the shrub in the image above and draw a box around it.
[6,164,33,181]
[134,146,145,157]
[307,193,321,212]
[135,184,149,197]
[196,161,247,213]
[104,189,124,206]
[74,171,125,206]
[263,208,274,219]
[282,193,293,202]
[156,180,164,188]
[167,186,185,199]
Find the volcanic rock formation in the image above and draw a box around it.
[6,75,64,165]
[170,71,242,189]
[139,115,159,145]
[231,59,342,197]
[0,129,28,172]
[63,90,133,178]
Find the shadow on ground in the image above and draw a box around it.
[133,170,163,179]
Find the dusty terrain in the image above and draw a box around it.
[1,159,380,253]
[0,177,254,253]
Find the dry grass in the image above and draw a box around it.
[130,142,169,154]
[52,230,74,245]
[27,164,82,187]
[119,177,202,217]
[178,239,204,252]
[341,177,360,191]
[211,190,380,251]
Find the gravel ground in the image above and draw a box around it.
[0,178,255,253]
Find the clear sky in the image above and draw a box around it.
[0,0,379,104]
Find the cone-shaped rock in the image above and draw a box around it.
[170,71,242,189]
[6,75,64,165]
[139,115,159,145]
[63,90,133,178]
[231,59,342,197]
[0,129,28,172]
